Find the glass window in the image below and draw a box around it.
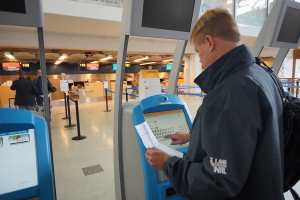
[236,0,267,36]
[200,0,233,15]
[268,0,275,15]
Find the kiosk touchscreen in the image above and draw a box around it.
[132,94,192,200]
[0,108,55,200]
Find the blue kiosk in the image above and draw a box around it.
[132,94,193,200]
[0,109,55,200]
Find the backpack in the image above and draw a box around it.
[255,57,300,200]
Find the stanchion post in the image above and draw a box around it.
[62,92,68,120]
[72,100,86,141]
[297,81,299,98]
[65,95,76,128]
[104,88,111,112]
[125,87,129,102]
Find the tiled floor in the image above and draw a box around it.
[50,96,202,200]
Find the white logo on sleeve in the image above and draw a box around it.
[210,157,227,175]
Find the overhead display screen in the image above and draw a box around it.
[0,0,26,14]
[277,7,300,43]
[142,0,195,32]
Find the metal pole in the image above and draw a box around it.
[168,40,188,94]
[104,88,111,112]
[37,27,57,200]
[114,34,129,200]
[296,81,299,98]
[62,93,68,120]
[125,87,129,102]
[273,48,289,75]
[72,100,86,141]
[65,95,76,128]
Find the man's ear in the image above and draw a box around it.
[205,35,215,53]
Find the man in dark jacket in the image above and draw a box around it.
[146,8,284,200]
[10,70,37,110]
[34,69,56,107]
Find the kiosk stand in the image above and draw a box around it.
[254,0,300,74]
[0,1,56,199]
[0,109,55,200]
[132,94,193,200]
[113,0,201,200]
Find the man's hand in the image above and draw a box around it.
[145,148,170,170]
[170,132,190,145]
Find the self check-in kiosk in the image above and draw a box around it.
[132,94,192,200]
[114,1,201,199]
[0,109,55,200]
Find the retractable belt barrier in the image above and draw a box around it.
[69,97,86,141]
[64,95,76,129]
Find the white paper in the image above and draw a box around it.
[103,81,109,89]
[60,80,69,92]
[139,78,161,100]
[135,121,183,158]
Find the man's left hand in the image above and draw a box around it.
[145,148,170,170]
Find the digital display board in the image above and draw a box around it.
[166,63,173,71]
[2,63,20,71]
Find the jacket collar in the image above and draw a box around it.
[194,45,255,93]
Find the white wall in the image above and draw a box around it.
[43,0,122,22]
[0,27,184,54]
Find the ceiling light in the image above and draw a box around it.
[55,60,62,65]
[140,62,156,66]
[100,55,113,62]
[163,58,173,63]
[4,52,16,60]
[58,54,68,61]
[90,61,99,64]
[134,56,149,62]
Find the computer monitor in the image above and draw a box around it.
[142,0,195,32]
[0,0,43,27]
[277,7,300,43]
[123,0,201,40]
[265,0,300,48]
[0,0,26,14]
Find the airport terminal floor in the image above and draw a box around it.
[50,95,202,200]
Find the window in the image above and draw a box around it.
[200,0,233,15]
[236,0,267,36]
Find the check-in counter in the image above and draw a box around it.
[84,82,104,98]
[0,86,15,107]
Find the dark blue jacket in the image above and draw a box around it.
[10,77,37,106]
[164,45,284,200]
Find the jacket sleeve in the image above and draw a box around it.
[10,81,17,90]
[164,80,262,200]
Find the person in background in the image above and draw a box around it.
[33,69,56,108]
[10,70,37,110]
